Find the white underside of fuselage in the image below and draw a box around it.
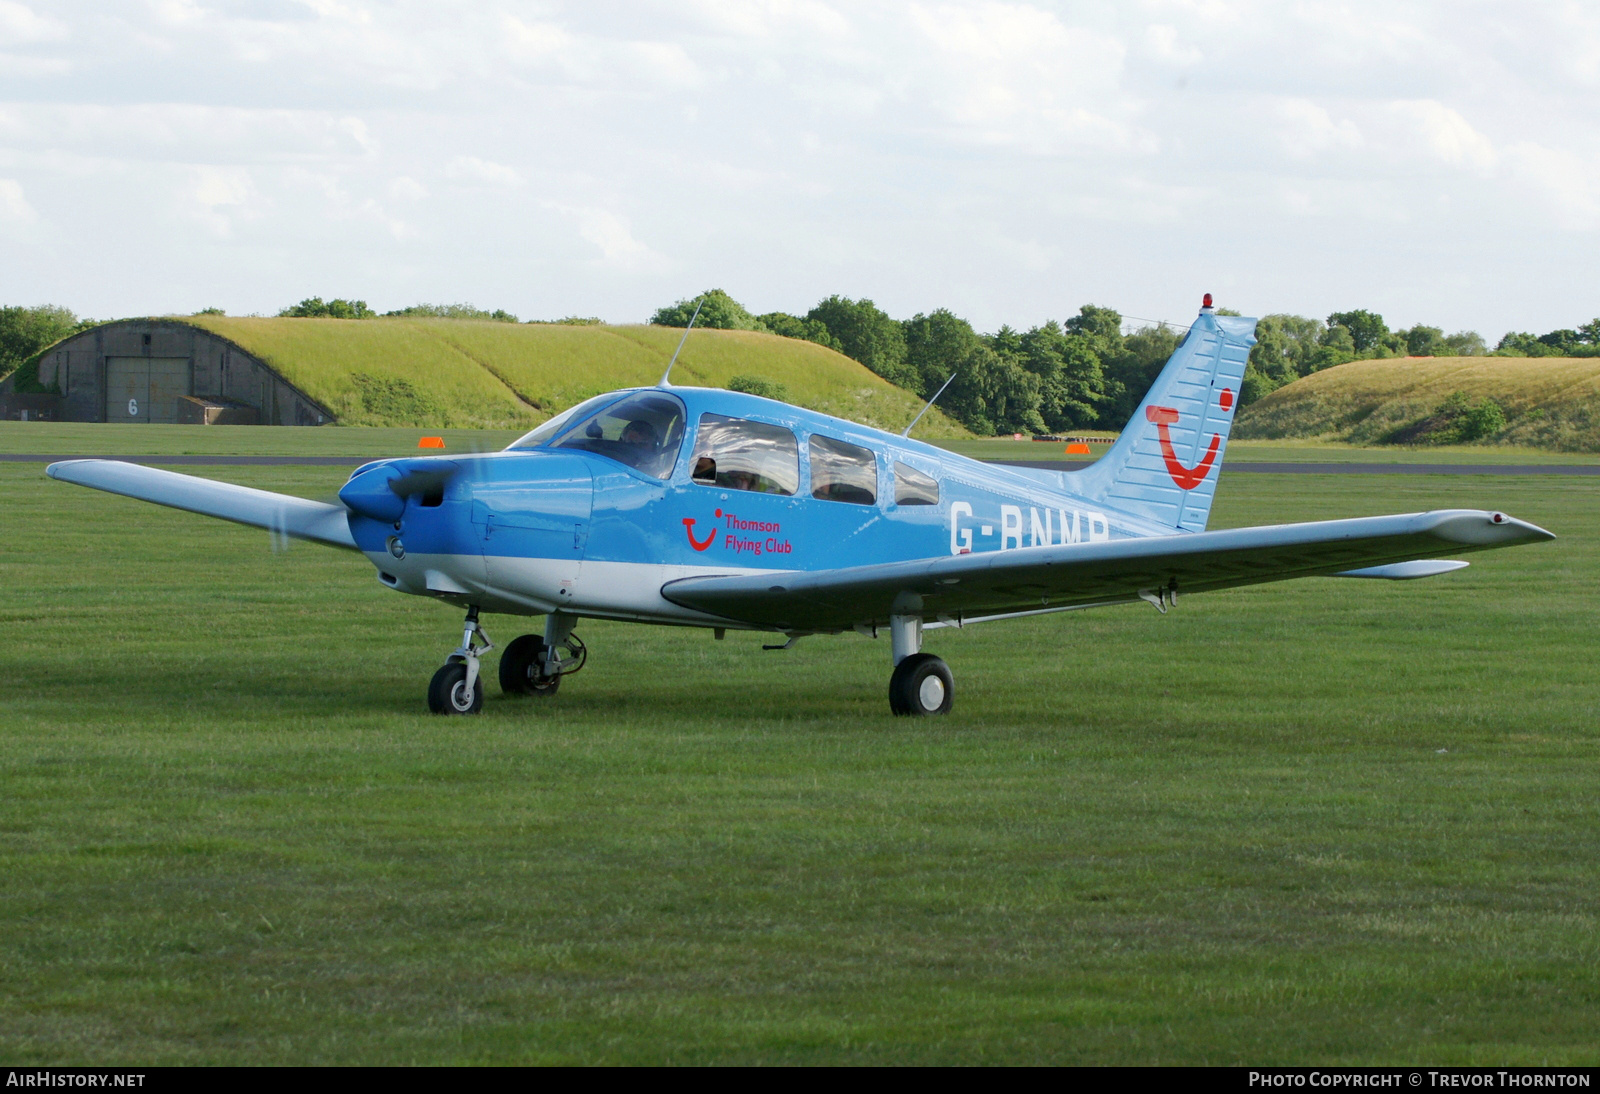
[364,549,794,630]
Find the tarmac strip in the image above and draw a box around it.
[5,453,1600,475]
[994,459,1600,476]
[3,454,376,466]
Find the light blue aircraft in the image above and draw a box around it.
[48,298,1553,716]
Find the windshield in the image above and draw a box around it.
[553,391,687,479]
[507,392,627,450]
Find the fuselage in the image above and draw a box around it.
[344,386,1174,629]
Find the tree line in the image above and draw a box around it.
[5,297,1599,436]
[654,291,1600,435]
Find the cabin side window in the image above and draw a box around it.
[690,413,799,495]
[552,391,687,479]
[809,434,877,505]
[893,461,940,506]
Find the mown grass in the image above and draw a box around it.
[181,317,967,438]
[1237,356,1600,452]
[0,459,1595,1064]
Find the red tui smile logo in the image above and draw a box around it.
[1146,390,1233,491]
[683,514,717,551]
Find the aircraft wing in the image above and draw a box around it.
[47,459,358,550]
[660,509,1552,633]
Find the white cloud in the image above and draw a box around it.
[0,0,66,44]
[190,166,257,237]
[446,156,523,187]
[903,2,1143,153]
[550,204,667,273]
[0,177,36,222]
[1389,99,1496,171]
[1503,141,1600,230]
[389,176,427,201]
[1275,98,1364,159]
[1144,24,1201,67]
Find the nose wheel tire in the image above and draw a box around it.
[889,653,954,716]
[428,660,484,715]
[499,634,561,698]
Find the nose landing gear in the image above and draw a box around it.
[427,606,493,715]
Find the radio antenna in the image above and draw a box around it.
[659,298,704,387]
[901,371,957,437]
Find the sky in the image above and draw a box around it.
[1,1,1598,339]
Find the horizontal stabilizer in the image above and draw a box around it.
[1337,560,1469,580]
[47,459,357,550]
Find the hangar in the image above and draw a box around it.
[0,318,333,425]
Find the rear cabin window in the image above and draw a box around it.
[553,391,686,480]
[810,434,877,505]
[893,461,940,506]
[690,414,799,495]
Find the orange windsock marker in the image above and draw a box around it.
[418,437,445,449]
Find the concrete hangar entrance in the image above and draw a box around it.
[105,355,191,423]
[0,319,334,425]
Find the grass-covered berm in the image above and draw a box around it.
[181,316,968,438]
[1,449,1596,1063]
[1236,355,1600,452]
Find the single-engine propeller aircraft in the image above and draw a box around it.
[48,297,1553,716]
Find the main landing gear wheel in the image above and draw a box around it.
[499,635,560,698]
[889,653,954,717]
[428,659,484,715]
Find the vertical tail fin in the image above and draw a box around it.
[1070,300,1256,532]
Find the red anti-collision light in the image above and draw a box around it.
[1202,293,1213,309]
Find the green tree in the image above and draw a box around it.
[1242,313,1328,404]
[1495,332,1561,357]
[988,320,1107,431]
[1441,330,1487,356]
[280,297,374,319]
[1063,304,1123,356]
[1538,329,1582,353]
[0,305,91,384]
[1302,324,1357,372]
[385,303,519,322]
[806,295,912,388]
[650,289,767,331]
[1326,309,1389,354]
[1097,319,1189,431]
[1578,319,1600,345]
[756,311,843,352]
[1402,325,1445,356]
[902,309,1044,436]
[1430,391,1506,443]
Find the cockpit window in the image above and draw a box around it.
[507,393,624,450]
[810,434,877,505]
[689,413,799,495]
[553,391,687,479]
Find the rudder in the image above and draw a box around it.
[1069,299,1256,532]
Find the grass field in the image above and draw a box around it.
[1237,356,1600,452]
[179,316,967,438]
[1,438,1596,1064]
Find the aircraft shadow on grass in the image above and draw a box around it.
[48,297,1553,716]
